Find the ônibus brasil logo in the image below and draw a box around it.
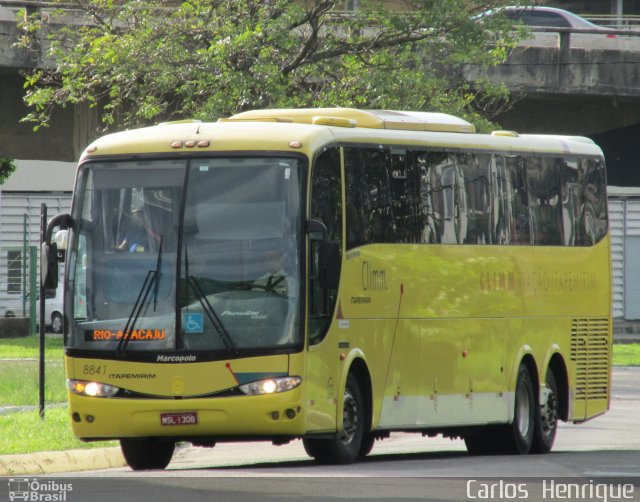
[8,478,72,501]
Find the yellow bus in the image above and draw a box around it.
[43,108,611,470]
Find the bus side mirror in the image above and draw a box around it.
[41,242,59,291]
[318,241,341,290]
[42,213,71,291]
[307,218,328,240]
[54,229,69,261]
[308,218,341,290]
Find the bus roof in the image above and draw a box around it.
[82,108,603,160]
[224,108,477,133]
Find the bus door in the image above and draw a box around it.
[305,147,344,431]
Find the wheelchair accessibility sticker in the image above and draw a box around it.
[183,312,204,333]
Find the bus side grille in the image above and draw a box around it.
[571,318,610,401]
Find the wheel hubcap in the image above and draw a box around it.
[339,389,358,445]
[540,388,558,437]
[516,380,532,438]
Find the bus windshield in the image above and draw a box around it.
[66,157,303,357]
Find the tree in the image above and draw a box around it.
[17,0,526,133]
[0,158,17,184]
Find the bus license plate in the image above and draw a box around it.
[160,412,198,426]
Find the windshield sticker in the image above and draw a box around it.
[221,310,267,320]
[86,329,166,341]
[183,312,204,333]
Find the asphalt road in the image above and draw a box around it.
[40,367,640,502]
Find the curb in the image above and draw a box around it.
[0,447,126,476]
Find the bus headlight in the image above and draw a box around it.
[67,379,120,398]
[239,376,301,396]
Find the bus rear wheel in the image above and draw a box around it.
[531,369,559,453]
[504,364,535,454]
[120,438,175,470]
[303,373,365,464]
[464,364,535,455]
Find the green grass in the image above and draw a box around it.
[0,335,67,407]
[0,336,116,454]
[0,407,116,455]
[612,343,640,366]
[0,359,67,407]
[0,334,64,359]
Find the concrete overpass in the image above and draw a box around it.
[3,3,640,182]
[465,28,640,186]
[0,1,95,162]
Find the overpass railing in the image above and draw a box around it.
[516,26,640,52]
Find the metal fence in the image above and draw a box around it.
[0,194,71,330]
[0,241,37,320]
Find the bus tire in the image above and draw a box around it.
[359,433,375,457]
[303,373,365,464]
[466,365,535,455]
[120,438,175,470]
[504,364,535,454]
[531,369,559,454]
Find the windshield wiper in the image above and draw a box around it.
[116,236,164,356]
[153,235,164,310]
[187,275,237,354]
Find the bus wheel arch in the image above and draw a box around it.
[464,358,537,456]
[303,356,373,464]
[303,370,367,464]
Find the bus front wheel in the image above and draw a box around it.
[120,438,175,470]
[303,373,365,464]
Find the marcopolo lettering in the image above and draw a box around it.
[156,354,197,363]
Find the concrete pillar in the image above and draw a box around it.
[0,73,96,162]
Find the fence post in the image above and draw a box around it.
[29,246,37,335]
[23,214,27,317]
[39,204,47,419]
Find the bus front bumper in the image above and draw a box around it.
[67,388,306,440]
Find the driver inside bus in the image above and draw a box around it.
[117,210,149,252]
[252,249,295,296]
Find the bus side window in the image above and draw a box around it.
[526,158,563,246]
[418,152,446,244]
[576,159,608,246]
[459,154,490,245]
[561,159,580,246]
[309,147,342,345]
[344,149,368,248]
[505,157,530,245]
